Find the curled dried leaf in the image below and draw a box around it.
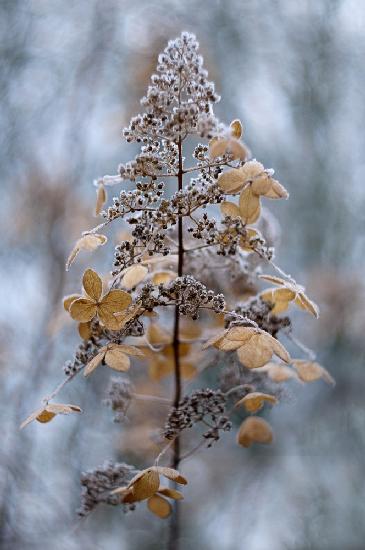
[66,234,107,271]
[230,119,243,139]
[95,182,107,215]
[157,487,184,500]
[154,467,188,485]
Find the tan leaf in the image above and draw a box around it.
[180,362,197,380]
[295,293,319,318]
[220,201,241,218]
[261,332,291,363]
[66,235,107,271]
[251,173,271,196]
[46,403,82,415]
[239,228,261,252]
[69,298,97,322]
[20,407,49,429]
[239,186,261,224]
[78,322,92,340]
[95,182,107,215]
[255,362,299,382]
[236,392,278,413]
[202,330,227,350]
[263,179,289,199]
[154,467,188,485]
[63,294,81,311]
[292,359,335,385]
[237,416,273,447]
[101,289,132,312]
[209,138,229,159]
[218,169,245,194]
[104,348,130,372]
[229,139,248,160]
[84,350,106,376]
[115,344,145,357]
[152,271,177,285]
[237,333,274,368]
[147,324,172,346]
[147,495,172,518]
[127,468,160,501]
[122,265,148,290]
[157,487,184,500]
[83,269,103,302]
[239,160,265,181]
[36,410,57,423]
[230,119,243,139]
[259,274,287,286]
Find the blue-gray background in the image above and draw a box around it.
[1,1,364,549]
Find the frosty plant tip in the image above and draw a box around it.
[21,32,333,546]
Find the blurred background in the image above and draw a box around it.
[1,0,365,548]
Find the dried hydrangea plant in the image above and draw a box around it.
[21,33,334,547]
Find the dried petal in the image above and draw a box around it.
[236,392,278,413]
[84,350,106,376]
[237,416,273,447]
[101,289,132,312]
[218,169,245,194]
[263,179,289,199]
[154,467,187,485]
[147,495,172,518]
[251,173,271,196]
[69,298,97,322]
[239,186,261,224]
[83,269,103,302]
[295,292,319,318]
[95,182,107,215]
[78,322,92,340]
[104,348,130,372]
[63,294,81,311]
[237,333,274,369]
[152,271,177,285]
[157,487,184,500]
[127,468,160,501]
[230,119,243,139]
[292,359,335,385]
[122,265,148,290]
[220,201,241,218]
[147,324,172,346]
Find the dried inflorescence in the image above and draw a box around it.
[22,32,333,531]
[164,389,231,446]
[79,461,137,517]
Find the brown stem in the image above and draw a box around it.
[168,136,184,550]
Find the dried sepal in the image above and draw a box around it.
[220,201,241,218]
[84,343,143,377]
[239,186,261,224]
[203,327,290,369]
[237,416,273,447]
[95,182,107,215]
[259,274,319,318]
[63,294,81,311]
[147,324,172,346]
[68,269,132,329]
[147,494,172,518]
[20,403,82,429]
[230,119,243,139]
[235,392,278,413]
[157,487,184,500]
[151,271,177,285]
[66,234,107,271]
[154,467,188,485]
[122,265,148,290]
[217,169,246,194]
[78,322,92,340]
[292,359,335,385]
[254,362,300,382]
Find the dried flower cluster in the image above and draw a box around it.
[22,33,333,541]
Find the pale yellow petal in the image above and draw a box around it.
[154,467,187,485]
[84,350,106,376]
[218,169,245,194]
[220,201,241,218]
[104,349,131,372]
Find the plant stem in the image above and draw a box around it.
[168,136,184,550]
